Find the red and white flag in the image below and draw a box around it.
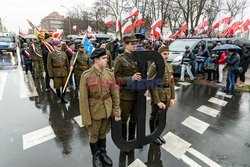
[152,27,162,38]
[104,16,114,25]
[122,19,134,34]
[116,19,121,33]
[133,12,144,27]
[72,25,77,32]
[125,7,139,20]
[53,29,63,39]
[242,19,250,32]
[151,17,163,30]
[213,17,231,29]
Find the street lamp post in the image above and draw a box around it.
[61,5,72,35]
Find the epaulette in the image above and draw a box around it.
[81,68,92,76]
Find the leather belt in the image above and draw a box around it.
[89,94,111,101]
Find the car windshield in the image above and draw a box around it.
[0,37,13,42]
[169,40,198,52]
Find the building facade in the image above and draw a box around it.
[41,12,65,32]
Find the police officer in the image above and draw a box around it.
[41,33,54,91]
[29,36,43,79]
[79,48,121,167]
[47,41,70,103]
[148,45,176,145]
[114,34,141,142]
[70,44,90,89]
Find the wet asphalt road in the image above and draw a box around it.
[0,52,250,167]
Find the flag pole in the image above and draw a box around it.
[62,35,86,93]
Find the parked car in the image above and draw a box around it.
[0,35,17,55]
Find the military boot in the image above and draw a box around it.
[122,123,127,140]
[98,139,112,166]
[156,119,166,144]
[89,143,103,167]
[56,89,62,103]
[149,119,162,145]
[61,92,68,104]
[128,121,136,140]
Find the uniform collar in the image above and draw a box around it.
[92,65,104,76]
[124,51,132,57]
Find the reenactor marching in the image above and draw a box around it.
[114,34,141,143]
[41,33,54,91]
[47,41,70,103]
[70,44,91,89]
[99,42,112,69]
[148,45,176,145]
[29,36,44,79]
[79,48,121,167]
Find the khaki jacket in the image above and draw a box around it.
[148,62,175,105]
[114,52,138,100]
[79,66,120,126]
[29,42,43,61]
[70,51,91,71]
[47,50,69,78]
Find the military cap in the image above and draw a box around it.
[122,34,139,43]
[44,33,52,39]
[185,45,190,49]
[53,40,62,47]
[77,43,84,48]
[91,48,106,59]
[158,45,169,53]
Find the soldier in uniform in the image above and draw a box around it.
[148,45,176,145]
[114,34,141,142]
[70,44,90,89]
[79,48,121,167]
[29,37,44,79]
[47,41,70,103]
[41,33,54,91]
[99,42,112,69]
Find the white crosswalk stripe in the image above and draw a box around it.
[182,116,210,134]
[128,159,147,167]
[208,97,228,106]
[177,82,191,86]
[161,132,192,159]
[0,71,8,101]
[175,86,180,90]
[216,91,233,98]
[22,126,56,150]
[180,154,202,167]
[196,105,220,117]
[74,115,84,128]
[187,148,222,167]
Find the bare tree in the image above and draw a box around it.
[222,0,248,19]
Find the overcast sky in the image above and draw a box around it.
[0,0,95,33]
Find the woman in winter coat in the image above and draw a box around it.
[217,51,227,84]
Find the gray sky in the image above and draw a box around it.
[0,0,95,33]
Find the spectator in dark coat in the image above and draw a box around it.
[21,43,32,74]
[235,50,250,87]
[204,52,217,82]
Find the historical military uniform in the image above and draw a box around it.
[79,48,120,167]
[70,49,90,87]
[148,45,175,145]
[106,49,113,69]
[29,39,44,78]
[114,34,139,141]
[47,43,69,103]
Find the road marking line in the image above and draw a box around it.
[187,148,222,167]
[182,116,210,134]
[128,159,147,167]
[0,71,8,101]
[208,97,228,107]
[19,71,38,98]
[161,132,192,159]
[180,154,202,167]
[74,115,84,128]
[196,105,220,117]
[177,82,191,86]
[22,126,56,150]
[216,91,232,98]
[175,86,180,90]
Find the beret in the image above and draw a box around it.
[91,48,106,59]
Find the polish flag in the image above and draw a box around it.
[116,19,121,33]
[133,12,144,27]
[242,19,250,32]
[72,25,77,32]
[213,17,231,29]
[125,7,139,20]
[122,19,134,34]
[53,29,63,39]
[151,18,163,30]
[152,27,162,38]
[104,16,114,25]
[175,24,188,36]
